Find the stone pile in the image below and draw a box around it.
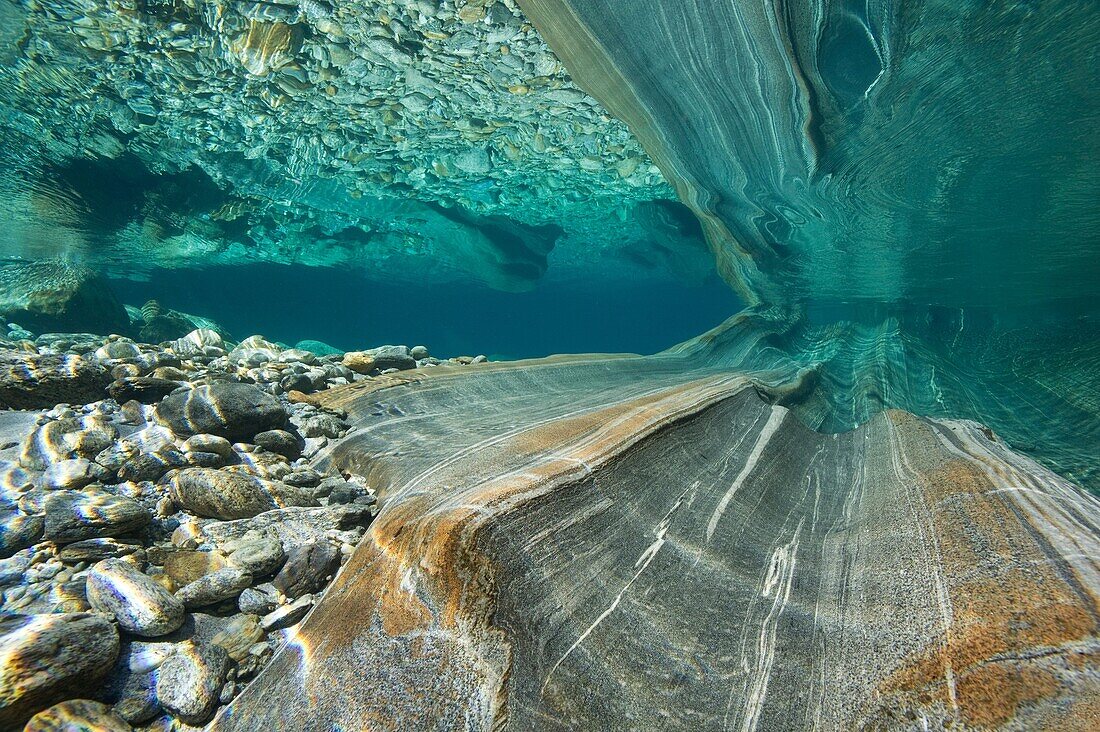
[0,325,490,729]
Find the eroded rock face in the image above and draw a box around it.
[211,349,1100,731]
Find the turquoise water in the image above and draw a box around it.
[0,0,1096,493]
[109,266,743,359]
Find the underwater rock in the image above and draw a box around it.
[171,329,226,359]
[155,641,230,724]
[43,490,151,544]
[170,468,315,521]
[0,613,120,728]
[41,457,107,490]
[155,383,287,440]
[0,512,44,558]
[24,699,132,732]
[294,340,342,356]
[0,350,110,409]
[86,558,185,637]
[271,541,340,599]
[0,261,129,336]
[253,429,302,460]
[107,376,183,404]
[211,347,1100,730]
[225,536,285,578]
[363,345,415,371]
[175,567,253,609]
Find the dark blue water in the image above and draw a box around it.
[111,265,742,359]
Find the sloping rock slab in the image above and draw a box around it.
[212,354,1100,731]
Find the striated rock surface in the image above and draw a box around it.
[212,343,1100,730]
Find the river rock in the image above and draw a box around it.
[175,567,252,608]
[0,613,120,728]
[171,329,224,358]
[58,538,143,564]
[86,559,185,637]
[260,594,313,632]
[24,699,132,732]
[210,614,264,661]
[200,504,373,551]
[164,549,227,587]
[182,433,233,458]
[43,490,151,543]
[169,468,316,520]
[155,642,230,724]
[341,351,376,374]
[107,377,182,404]
[237,584,278,615]
[41,457,107,490]
[155,383,287,440]
[0,512,44,558]
[366,345,416,370]
[272,542,341,599]
[226,536,285,577]
[253,429,301,459]
[0,351,111,410]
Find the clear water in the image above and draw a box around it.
[109,266,743,359]
[0,0,1096,494]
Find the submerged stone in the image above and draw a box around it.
[156,383,287,440]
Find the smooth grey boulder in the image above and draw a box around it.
[175,567,253,608]
[0,613,120,728]
[24,698,132,732]
[86,559,185,637]
[253,429,301,460]
[155,383,287,440]
[43,490,151,543]
[273,542,341,599]
[155,642,230,724]
[170,468,316,520]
